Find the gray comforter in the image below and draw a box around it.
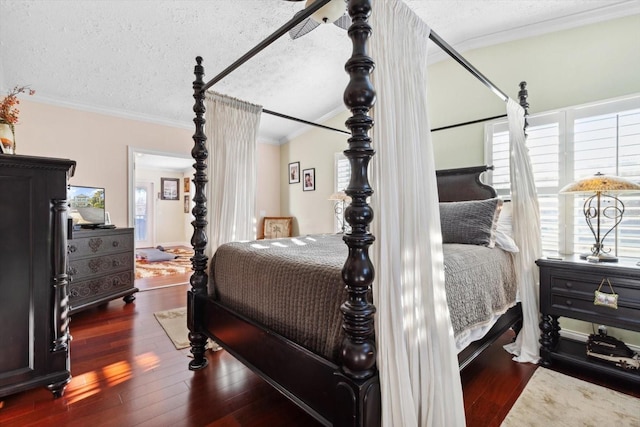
[211,234,516,363]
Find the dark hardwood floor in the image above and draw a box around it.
[1,276,637,426]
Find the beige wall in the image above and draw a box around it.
[429,14,640,168]
[15,100,282,238]
[256,142,282,228]
[280,111,350,236]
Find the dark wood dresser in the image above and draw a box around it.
[0,154,75,398]
[67,227,137,314]
[537,256,640,383]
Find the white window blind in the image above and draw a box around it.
[486,95,640,258]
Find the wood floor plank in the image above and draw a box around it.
[2,274,637,426]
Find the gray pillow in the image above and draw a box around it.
[439,198,502,247]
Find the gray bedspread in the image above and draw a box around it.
[211,234,516,363]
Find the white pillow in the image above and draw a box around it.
[495,229,519,253]
[494,201,519,252]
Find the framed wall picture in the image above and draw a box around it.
[184,195,190,213]
[183,177,190,193]
[289,161,300,184]
[302,168,315,191]
[263,217,293,239]
[160,178,179,200]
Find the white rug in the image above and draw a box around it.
[502,367,640,427]
[154,307,222,352]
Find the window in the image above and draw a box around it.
[486,95,640,257]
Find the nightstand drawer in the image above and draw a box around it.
[550,274,639,301]
[549,293,640,328]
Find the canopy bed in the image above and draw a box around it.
[187,1,541,426]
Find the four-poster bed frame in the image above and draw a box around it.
[187,1,530,425]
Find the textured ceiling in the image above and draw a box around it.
[0,0,638,143]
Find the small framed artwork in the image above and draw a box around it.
[289,161,300,184]
[302,168,315,191]
[184,195,190,213]
[160,178,179,200]
[183,177,190,193]
[263,216,293,239]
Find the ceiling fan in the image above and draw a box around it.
[285,0,351,39]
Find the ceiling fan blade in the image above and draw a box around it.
[333,13,351,30]
[288,11,320,39]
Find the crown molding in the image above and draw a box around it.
[26,94,193,130]
[429,2,640,64]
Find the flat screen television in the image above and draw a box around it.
[68,185,106,228]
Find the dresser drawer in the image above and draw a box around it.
[68,232,133,259]
[68,252,133,281]
[69,271,134,305]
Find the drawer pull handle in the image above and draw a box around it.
[565,282,573,288]
[566,300,573,306]
[68,245,77,253]
[113,241,119,247]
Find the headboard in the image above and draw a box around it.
[436,165,496,202]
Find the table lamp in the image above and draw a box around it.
[328,191,351,233]
[560,172,640,262]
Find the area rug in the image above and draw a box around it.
[135,247,194,279]
[153,307,222,352]
[501,367,640,426]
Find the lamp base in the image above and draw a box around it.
[579,252,618,263]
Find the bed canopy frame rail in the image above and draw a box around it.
[188,1,530,425]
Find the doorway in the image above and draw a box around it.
[127,147,193,249]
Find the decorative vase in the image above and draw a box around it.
[0,122,15,154]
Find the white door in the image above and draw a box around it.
[135,181,154,248]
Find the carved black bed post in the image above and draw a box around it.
[518,81,529,135]
[188,56,210,370]
[335,0,381,425]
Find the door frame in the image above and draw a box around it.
[127,146,192,233]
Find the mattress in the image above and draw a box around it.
[210,234,517,362]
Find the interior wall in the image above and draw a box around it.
[15,100,281,234]
[256,142,282,237]
[135,167,190,247]
[428,14,640,168]
[280,111,350,236]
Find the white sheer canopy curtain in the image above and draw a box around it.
[503,98,542,363]
[370,0,465,425]
[204,92,262,257]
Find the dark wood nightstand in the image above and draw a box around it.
[537,256,640,383]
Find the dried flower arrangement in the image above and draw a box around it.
[0,85,35,126]
[0,85,35,153]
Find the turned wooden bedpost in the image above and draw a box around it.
[335,0,380,425]
[518,81,529,135]
[188,56,210,370]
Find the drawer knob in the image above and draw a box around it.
[68,245,77,253]
[113,241,120,248]
[566,300,573,306]
[565,282,573,288]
